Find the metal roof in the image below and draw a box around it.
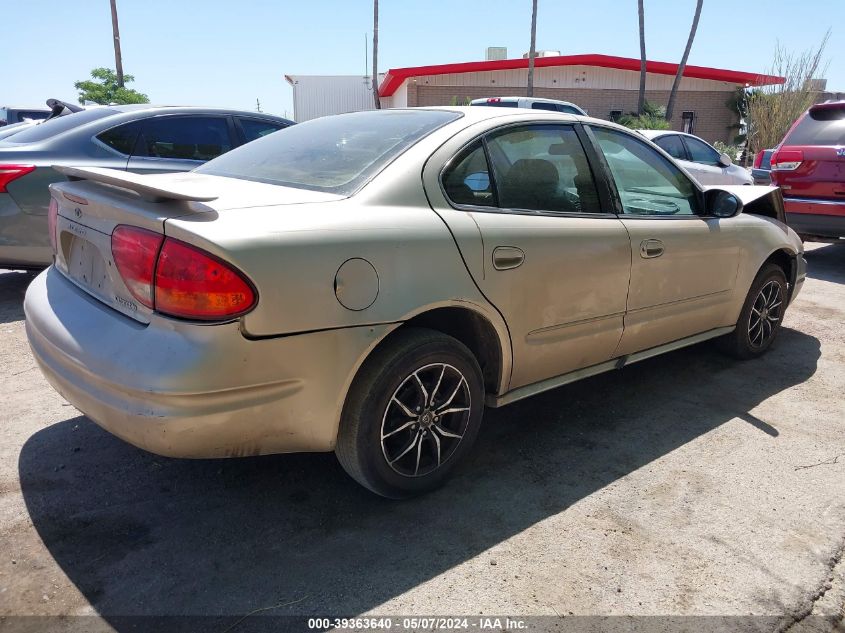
[378,53,785,97]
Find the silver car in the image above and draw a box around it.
[25,107,805,498]
[0,105,292,268]
[638,130,753,186]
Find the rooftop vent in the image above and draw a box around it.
[486,47,507,61]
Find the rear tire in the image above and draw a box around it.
[336,327,485,499]
[718,263,787,360]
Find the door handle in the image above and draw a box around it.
[640,239,664,259]
[492,246,525,270]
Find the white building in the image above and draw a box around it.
[285,74,383,122]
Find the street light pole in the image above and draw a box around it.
[110,0,125,88]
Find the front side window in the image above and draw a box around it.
[683,136,721,165]
[591,126,700,216]
[654,135,687,161]
[485,125,601,214]
[442,141,495,207]
[198,109,460,195]
[137,116,232,161]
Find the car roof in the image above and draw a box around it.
[420,105,630,132]
[637,129,708,144]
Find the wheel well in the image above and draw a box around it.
[763,249,796,288]
[391,307,504,395]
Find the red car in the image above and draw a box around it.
[770,101,845,241]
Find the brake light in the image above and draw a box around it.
[771,149,803,171]
[155,239,256,320]
[0,164,35,193]
[112,226,164,309]
[753,151,763,169]
[487,98,501,103]
[48,198,58,252]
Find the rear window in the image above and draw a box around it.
[2,108,117,144]
[196,109,461,195]
[784,107,845,146]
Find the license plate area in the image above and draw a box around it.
[55,214,153,324]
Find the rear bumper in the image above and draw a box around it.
[25,267,395,458]
[784,197,845,239]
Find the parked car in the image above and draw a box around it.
[470,96,587,115]
[770,101,845,242]
[752,149,774,185]
[25,107,805,498]
[0,99,86,142]
[0,105,293,268]
[638,130,753,186]
[0,105,51,126]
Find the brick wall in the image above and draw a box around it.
[408,85,738,144]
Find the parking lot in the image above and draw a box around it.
[0,243,843,629]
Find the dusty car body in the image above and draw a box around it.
[25,107,806,497]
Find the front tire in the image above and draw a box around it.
[719,263,788,359]
[336,328,485,499]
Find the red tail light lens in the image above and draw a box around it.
[111,226,164,309]
[753,151,763,169]
[771,149,804,171]
[48,198,58,252]
[486,98,501,103]
[0,164,36,193]
[154,239,256,320]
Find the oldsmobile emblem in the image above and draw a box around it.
[74,207,82,218]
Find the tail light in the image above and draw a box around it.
[112,226,164,309]
[771,149,803,171]
[486,98,502,103]
[753,151,764,169]
[0,164,36,193]
[111,225,256,320]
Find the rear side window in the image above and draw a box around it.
[474,101,518,108]
[197,109,461,195]
[784,109,845,146]
[3,108,117,144]
[486,125,601,214]
[654,135,687,160]
[683,136,721,165]
[97,121,142,155]
[238,118,287,143]
[442,141,495,207]
[137,116,232,161]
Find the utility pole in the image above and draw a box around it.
[372,0,381,108]
[527,0,538,97]
[110,0,124,87]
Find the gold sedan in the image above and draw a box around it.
[25,107,805,497]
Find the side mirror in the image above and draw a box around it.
[718,152,733,167]
[706,189,742,218]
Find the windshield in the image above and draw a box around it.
[196,109,461,195]
[2,108,116,144]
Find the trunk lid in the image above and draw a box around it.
[49,167,341,323]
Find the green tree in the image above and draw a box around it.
[74,68,149,105]
[618,101,671,130]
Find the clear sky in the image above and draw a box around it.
[4,0,841,119]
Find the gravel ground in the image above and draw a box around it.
[0,243,843,632]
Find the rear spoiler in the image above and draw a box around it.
[55,166,218,203]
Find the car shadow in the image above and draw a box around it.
[804,243,845,284]
[18,328,820,628]
[0,269,36,324]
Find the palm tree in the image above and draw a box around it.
[526,0,538,97]
[665,0,703,121]
[637,0,646,114]
[372,0,380,109]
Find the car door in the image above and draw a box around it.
[126,114,235,174]
[652,133,712,184]
[682,135,729,184]
[588,125,741,355]
[437,123,632,389]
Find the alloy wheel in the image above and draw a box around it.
[748,280,783,348]
[380,363,471,477]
